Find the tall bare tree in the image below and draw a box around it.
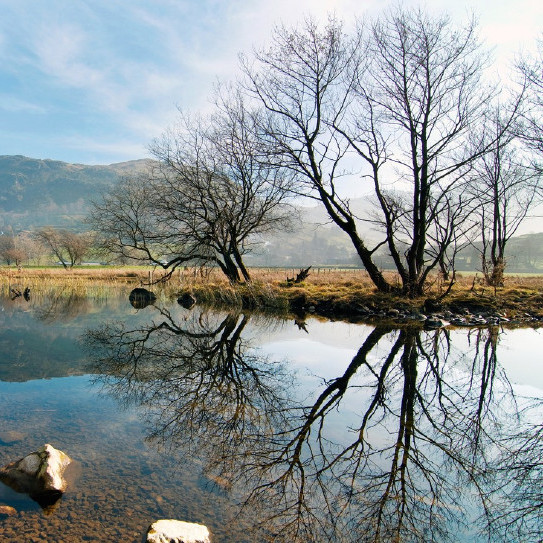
[240,17,397,292]
[347,9,500,296]
[242,10,518,295]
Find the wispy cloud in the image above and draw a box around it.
[0,0,540,164]
[0,94,47,113]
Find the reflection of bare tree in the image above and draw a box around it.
[85,313,536,542]
[485,400,543,541]
[35,290,92,322]
[86,309,290,461]
[248,327,509,542]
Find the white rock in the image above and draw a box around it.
[146,520,211,543]
[0,443,72,494]
[38,444,72,492]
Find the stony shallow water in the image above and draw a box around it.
[0,288,542,542]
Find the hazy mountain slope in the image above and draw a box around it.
[0,155,151,230]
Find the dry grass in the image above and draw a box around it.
[0,266,149,285]
[170,267,543,317]
[0,266,151,300]
[2,266,543,316]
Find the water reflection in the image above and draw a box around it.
[84,309,542,542]
[0,290,130,382]
[86,309,290,454]
[486,393,543,541]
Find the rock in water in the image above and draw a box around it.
[146,520,211,543]
[0,444,72,511]
[177,293,196,309]
[129,288,157,309]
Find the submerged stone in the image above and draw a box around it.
[0,505,17,517]
[146,519,211,543]
[0,430,25,444]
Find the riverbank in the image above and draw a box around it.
[174,269,543,327]
[2,266,542,326]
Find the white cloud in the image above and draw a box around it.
[0,0,541,164]
[32,23,103,88]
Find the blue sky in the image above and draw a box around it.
[0,0,541,165]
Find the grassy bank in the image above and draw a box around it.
[2,266,543,321]
[172,268,543,321]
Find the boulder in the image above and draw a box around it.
[146,520,211,543]
[0,444,72,511]
[177,293,196,309]
[129,288,157,309]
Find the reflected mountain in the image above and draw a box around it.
[84,310,543,542]
[0,289,133,381]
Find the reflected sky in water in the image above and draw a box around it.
[0,289,542,542]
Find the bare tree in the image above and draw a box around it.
[0,230,20,265]
[470,110,538,287]
[345,9,512,296]
[240,17,396,292]
[89,95,293,283]
[0,229,42,266]
[242,10,518,296]
[34,227,93,268]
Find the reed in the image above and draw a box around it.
[2,266,543,316]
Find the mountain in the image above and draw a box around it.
[1,155,542,271]
[0,155,151,230]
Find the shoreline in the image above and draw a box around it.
[2,266,542,327]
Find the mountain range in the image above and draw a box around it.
[0,155,541,272]
[0,155,151,230]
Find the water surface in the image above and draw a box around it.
[0,289,542,542]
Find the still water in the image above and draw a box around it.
[0,288,542,542]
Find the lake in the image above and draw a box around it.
[0,288,542,542]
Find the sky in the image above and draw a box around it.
[0,0,541,165]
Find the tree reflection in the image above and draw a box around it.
[84,312,540,542]
[35,290,91,322]
[86,309,290,463]
[486,393,543,541]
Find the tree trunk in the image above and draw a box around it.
[316,187,396,293]
[217,253,242,283]
[232,246,251,282]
